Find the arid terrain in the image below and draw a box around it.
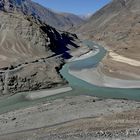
[1,95,140,140]
[75,0,140,80]
[0,0,140,140]
[0,9,80,97]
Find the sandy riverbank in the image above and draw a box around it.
[109,51,140,67]
[68,45,99,62]
[69,63,140,88]
[25,87,72,100]
[101,51,140,80]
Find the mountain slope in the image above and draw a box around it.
[0,0,84,30]
[77,0,140,59]
[0,7,80,97]
[76,0,140,79]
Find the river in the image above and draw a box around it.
[0,40,139,114]
[60,40,140,100]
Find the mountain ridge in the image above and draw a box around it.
[0,0,84,30]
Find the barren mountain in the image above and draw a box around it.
[0,0,84,30]
[0,2,80,97]
[76,0,140,79]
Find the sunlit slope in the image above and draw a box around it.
[75,0,140,79]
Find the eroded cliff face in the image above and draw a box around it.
[0,10,80,97]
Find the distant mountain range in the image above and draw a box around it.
[0,0,84,30]
[79,13,93,20]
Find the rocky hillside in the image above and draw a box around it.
[0,7,80,97]
[0,0,84,30]
[76,0,140,79]
[77,0,140,59]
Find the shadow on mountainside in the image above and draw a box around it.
[40,25,79,59]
